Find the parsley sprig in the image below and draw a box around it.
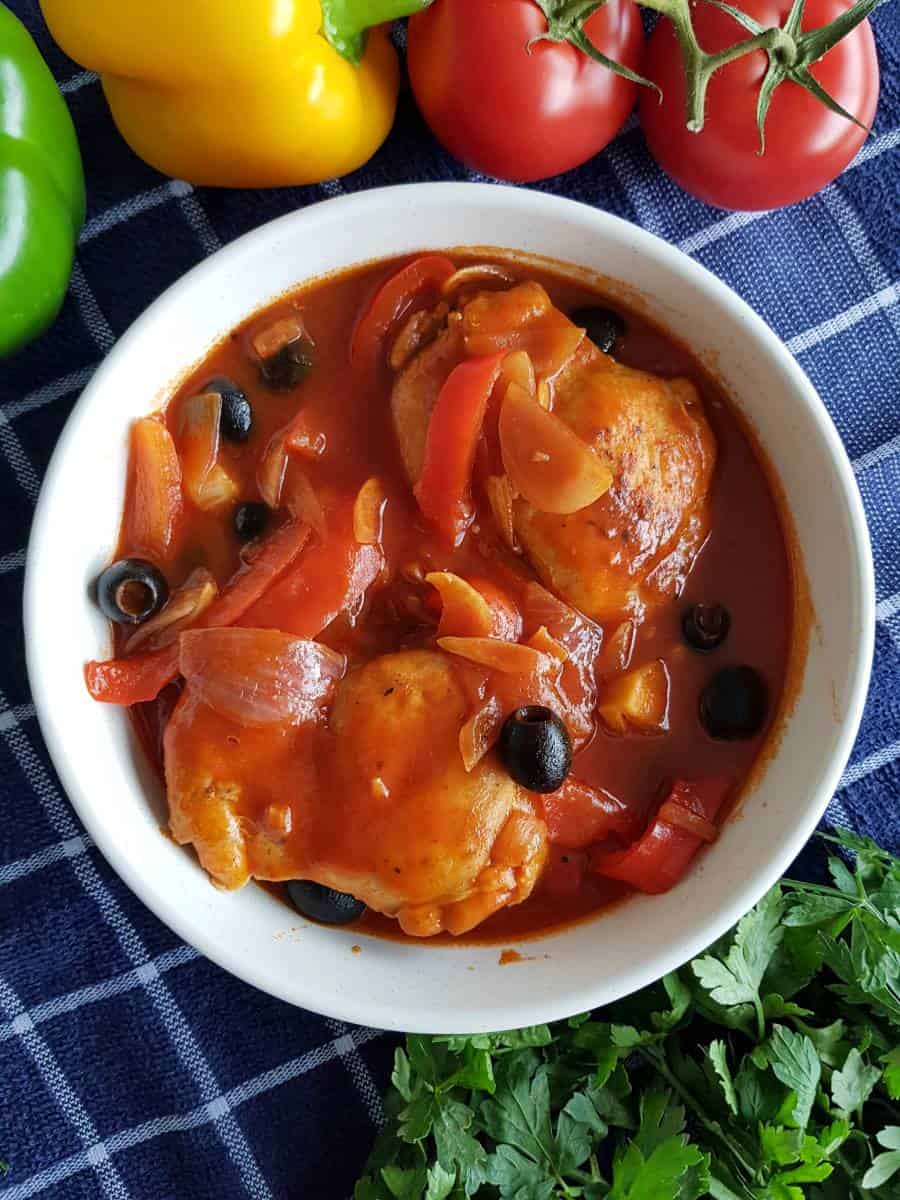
[356,829,900,1199]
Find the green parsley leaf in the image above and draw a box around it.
[883,1047,900,1099]
[707,1041,739,1115]
[424,1163,457,1200]
[830,1046,881,1117]
[767,1025,821,1130]
[693,887,785,1037]
[862,1126,900,1188]
[433,1099,487,1193]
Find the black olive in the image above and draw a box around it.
[206,376,253,442]
[569,306,626,354]
[286,880,365,926]
[96,558,168,626]
[499,705,572,793]
[233,501,269,541]
[683,603,731,653]
[258,337,314,390]
[700,666,768,741]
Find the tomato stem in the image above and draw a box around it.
[530,0,883,145]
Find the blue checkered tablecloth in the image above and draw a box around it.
[1,2,898,1197]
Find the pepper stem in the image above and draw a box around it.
[320,0,432,65]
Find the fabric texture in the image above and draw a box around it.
[1,3,898,1196]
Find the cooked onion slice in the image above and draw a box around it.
[180,627,345,727]
[353,477,387,545]
[123,418,183,563]
[283,467,327,541]
[428,572,496,639]
[252,314,308,360]
[598,660,670,735]
[125,567,218,653]
[258,432,289,509]
[528,625,569,663]
[441,263,515,301]
[499,382,612,515]
[459,695,504,772]
[438,636,550,676]
[485,475,520,554]
[657,799,719,843]
[178,392,239,511]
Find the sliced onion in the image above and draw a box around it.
[498,350,535,398]
[258,432,289,508]
[283,466,327,541]
[499,382,612,515]
[598,660,670,735]
[428,572,495,639]
[657,800,719,843]
[285,410,327,460]
[124,418,183,563]
[463,282,585,378]
[180,627,345,727]
[389,303,449,372]
[441,263,515,302]
[125,567,218,653]
[459,695,504,772]
[252,313,308,359]
[485,474,520,554]
[438,636,550,676]
[598,620,636,676]
[528,625,569,663]
[353,477,387,545]
[178,392,238,511]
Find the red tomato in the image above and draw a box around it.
[640,0,879,210]
[407,0,644,182]
[351,254,455,381]
[593,778,731,893]
[415,352,506,544]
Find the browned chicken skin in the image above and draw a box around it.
[390,283,716,622]
[165,650,548,936]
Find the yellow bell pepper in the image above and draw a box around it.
[39,0,430,187]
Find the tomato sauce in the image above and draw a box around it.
[114,250,795,944]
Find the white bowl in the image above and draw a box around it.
[25,184,874,1033]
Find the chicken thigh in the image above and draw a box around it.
[390,281,716,622]
[165,645,548,936]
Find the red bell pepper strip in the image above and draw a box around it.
[540,777,639,851]
[241,501,383,637]
[351,253,455,379]
[85,519,311,704]
[414,351,505,545]
[593,778,731,894]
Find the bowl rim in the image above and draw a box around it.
[24,182,875,1030]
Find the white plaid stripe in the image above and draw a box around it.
[0,947,198,1043]
[0,832,88,888]
[0,548,25,573]
[69,259,116,353]
[0,974,132,1198]
[1,1027,383,1200]
[0,696,275,1200]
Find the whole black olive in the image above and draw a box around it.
[233,501,269,541]
[286,880,365,926]
[96,558,168,625]
[258,337,314,391]
[683,603,731,653]
[206,376,253,442]
[700,666,768,741]
[499,705,572,793]
[569,306,626,354]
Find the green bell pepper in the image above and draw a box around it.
[1,3,84,358]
